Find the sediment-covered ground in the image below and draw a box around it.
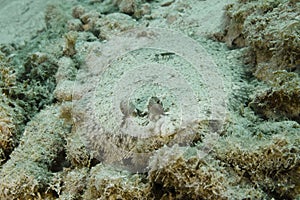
[0,0,299,199]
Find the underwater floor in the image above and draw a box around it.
[0,0,299,199]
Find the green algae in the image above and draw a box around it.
[0,106,69,199]
[223,0,300,78]
[0,0,299,199]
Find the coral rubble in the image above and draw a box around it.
[0,0,299,199]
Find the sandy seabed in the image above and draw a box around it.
[0,0,299,199]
